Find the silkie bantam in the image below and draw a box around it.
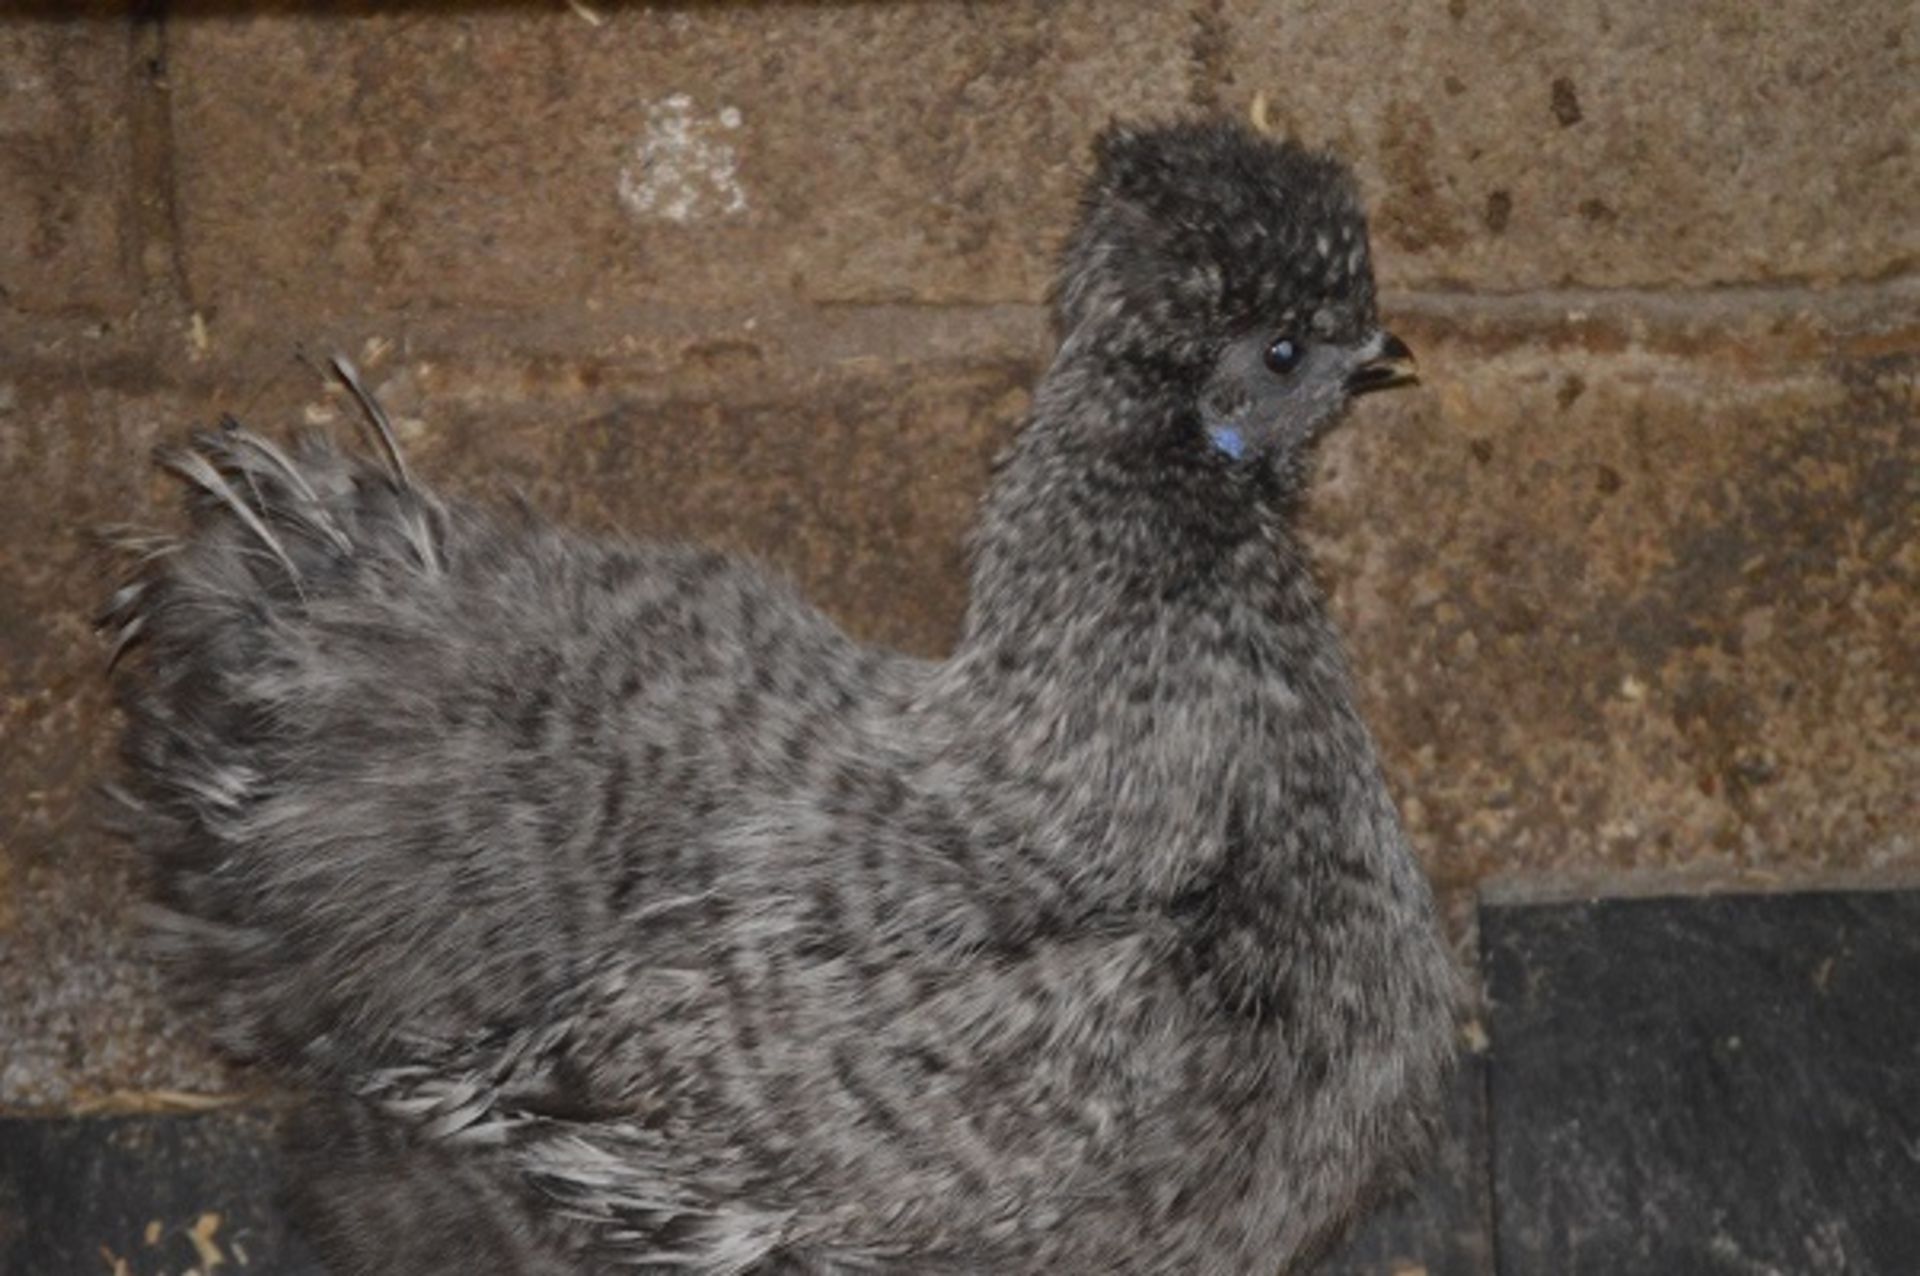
[101,120,1459,1274]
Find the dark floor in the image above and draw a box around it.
[4,888,1916,1275]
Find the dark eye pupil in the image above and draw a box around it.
[1264,337,1302,375]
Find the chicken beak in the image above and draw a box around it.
[1347,331,1417,396]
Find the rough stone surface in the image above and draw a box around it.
[1222,0,1920,290]
[165,2,1193,323]
[0,359,233,1109]
[157,0,1920,307]
[0,13,138,315]
[1311,293,1919,896]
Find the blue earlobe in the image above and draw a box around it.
[1208,426,1247,461]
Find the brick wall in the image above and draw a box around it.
[1,1,1914,1107]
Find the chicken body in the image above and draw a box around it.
[106,122,1457,1274]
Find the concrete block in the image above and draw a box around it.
[0,355,229,1109]
[1223,0,1920,289]
[1310,294,1919,891]
[166,3,1194,323]
[0,15,138,315]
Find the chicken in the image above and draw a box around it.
[102,120,1457,1275]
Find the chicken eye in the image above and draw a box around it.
[1264,336,1304,376]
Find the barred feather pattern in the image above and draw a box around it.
[104,122,1458,1276]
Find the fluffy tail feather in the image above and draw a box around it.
[101,359,455,1069]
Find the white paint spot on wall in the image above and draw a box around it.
[618,95,748,224]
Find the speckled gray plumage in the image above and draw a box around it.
[103,121,1458,1275]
